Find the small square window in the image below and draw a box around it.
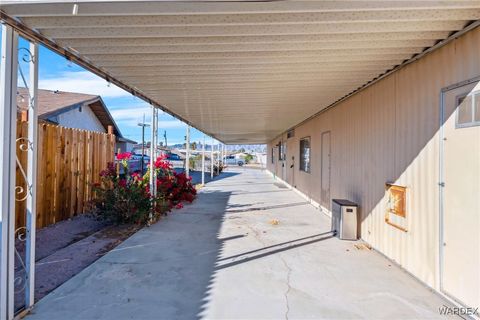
[475,93,480,122]
[456,93,480,128]
[457,94,472,125]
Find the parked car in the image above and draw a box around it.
[166,153,182,161]
[225,155,244,166]
[116,153,150,174]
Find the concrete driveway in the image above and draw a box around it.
[27,168,452,319]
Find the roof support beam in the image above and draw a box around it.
[57,32,450,46]
[5,1,480,16]
[38,20,467,38]
[20,9,480,28]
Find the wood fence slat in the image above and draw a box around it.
[15,121,115,229]
[70,130,78,217]
[43,124,53,228]
[78,131,86,213]
[36,123,46,228]
[62,127,70,221]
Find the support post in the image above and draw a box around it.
[210,138,214,179]
[0,24,18,320]
[185,125,190,179]
[149,106,155,201]
[216,143,220,175]
[221,144,225,169]
[201,135,205,185]
[219,144,222,170]
[25,41,39,310]
[154,110,159,160]
[153,109,158,197]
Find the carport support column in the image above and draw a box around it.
[149,106,156,219]
[201,134,205,186]
[220,144,223,169]
[0,24,18,320]
[222,144,226,167]
[216,143,220,175]
[210,138,214,179]
[152,108,158,197]
[25,40,39,310]
[185,125,190,179]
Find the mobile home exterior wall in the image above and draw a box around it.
[267,27,480,294]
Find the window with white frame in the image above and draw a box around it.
[299,137,310,173]
[456,92,480,128]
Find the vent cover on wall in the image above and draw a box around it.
[287,129,295,139]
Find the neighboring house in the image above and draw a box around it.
[117,137,137,153]
[17,88,136,151]
[231,152,248,160]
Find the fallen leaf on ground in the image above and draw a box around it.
[270,219,280,225]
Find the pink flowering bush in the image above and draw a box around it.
[93,152,197,225]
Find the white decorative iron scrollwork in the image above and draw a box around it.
[14,227,28,294]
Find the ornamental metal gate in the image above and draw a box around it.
[1,24,39,319]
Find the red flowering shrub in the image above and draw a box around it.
[93,154,197,225]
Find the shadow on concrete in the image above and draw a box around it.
[226,201,309,213]
[231,189,291,195]
[25,189,234,320]
[175,169,240,185]
[217,231,334,263]
[214,233,335,271]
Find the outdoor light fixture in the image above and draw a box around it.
[72,4,79,15]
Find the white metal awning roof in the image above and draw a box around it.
[2,1,480,143]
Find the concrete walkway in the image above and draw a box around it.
[27,168,452,320]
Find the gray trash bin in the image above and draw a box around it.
[331,199,358,240]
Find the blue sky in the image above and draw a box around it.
[3,31,214,146]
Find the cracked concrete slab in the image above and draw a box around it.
[26,168,453,320]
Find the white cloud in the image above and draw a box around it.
[39,71,129,98]
[110,107,186,129]
[159,120,187,129]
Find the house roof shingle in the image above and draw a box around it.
[16,88,124,138]
[17,88,98,117]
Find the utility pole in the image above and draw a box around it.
[186,125,190,178]
[138,114,150,173]
[202,134,205,185]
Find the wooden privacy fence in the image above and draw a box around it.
[16,121,115,229]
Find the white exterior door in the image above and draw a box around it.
[441,81,480,308]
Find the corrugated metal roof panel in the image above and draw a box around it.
[3,0,480,143]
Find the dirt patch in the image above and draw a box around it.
[14,215,141,312]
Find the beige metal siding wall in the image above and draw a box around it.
[268,27,480,290]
